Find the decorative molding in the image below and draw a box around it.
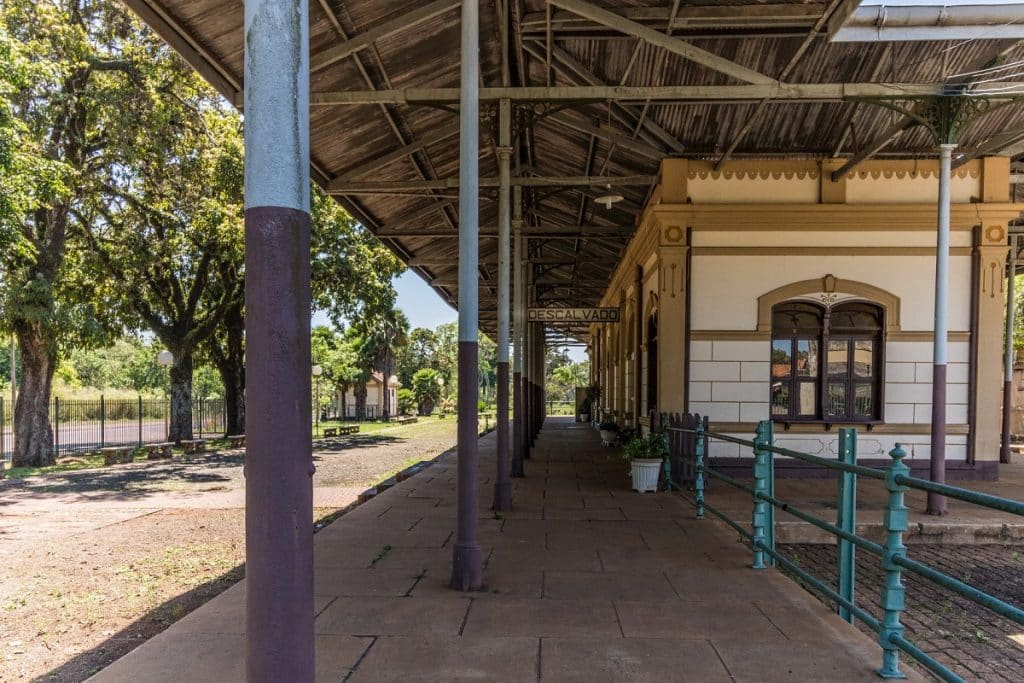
[692,330,771,341]
[692,247,972,257]
[756,275,902,334]
[709,422,970,436]
[888,331,971,342]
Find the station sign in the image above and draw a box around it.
[527,307,621,323]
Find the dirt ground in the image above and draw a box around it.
[0,418,457,681]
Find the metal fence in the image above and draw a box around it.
[661,415,1023,683]
[0,396,226,460]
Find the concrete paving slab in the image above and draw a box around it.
[463,598,622,638]
[315,596,471,637]
[544,570,680,601]
[348,636,539,682]
[541,636,732,682]
[93,418,928,681]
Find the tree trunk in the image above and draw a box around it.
[168,351,194,443]
[12,322,56,467]
[354,382,367,420]
[381,353,392,421]
[218,359,245,435]
[209,302,245,435]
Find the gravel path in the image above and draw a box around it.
[780,543,1024,682]
[0,418,459,681]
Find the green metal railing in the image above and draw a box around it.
[665,419,1024,683]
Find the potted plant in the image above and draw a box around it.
[579,397,591,423]
[598,420,619,446]
[622,431,666,493]
[585,385,602,427]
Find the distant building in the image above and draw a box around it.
[339,372,400,419]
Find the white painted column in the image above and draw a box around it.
[451,0,483,591]
[243,0,314,679]
[928,143,956,516]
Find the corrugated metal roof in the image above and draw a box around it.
[127,0,1024,340]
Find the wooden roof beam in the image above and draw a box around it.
[310,0,461,73]
[333,122,461,182]
[522,41,682,153]
[547,0,776,85]
[521,5,825,33]
[303,82,1024,106]
[331,175,655,193]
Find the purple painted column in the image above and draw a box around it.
[927,143,956,516]
[509,222,524,479]
[451,0,483,591]
[243,0,314,679]
[493,98,512,510]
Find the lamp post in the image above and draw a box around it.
[312,365,323,437]
[157,350,173,440]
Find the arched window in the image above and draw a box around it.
[771,300,883,422]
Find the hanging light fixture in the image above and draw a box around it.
[595,183,623,209]
[595,102,623,209]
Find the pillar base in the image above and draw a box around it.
[450,542,484,591]
[493,482,512,512]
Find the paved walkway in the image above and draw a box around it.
[93,417,922,682]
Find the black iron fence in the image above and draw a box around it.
[0,396,226,460]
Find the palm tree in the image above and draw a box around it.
[355,308,409,420]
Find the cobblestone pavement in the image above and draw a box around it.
[780,544,1024,682]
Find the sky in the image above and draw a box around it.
[313,270,587,362]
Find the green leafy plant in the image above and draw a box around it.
[579,397,592,415]
[622,431,668,461]
[598,420,619,432]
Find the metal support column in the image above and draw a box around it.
[451,0,483,591]
[927,143,956,516]
[634,265,643,425]
[1002,234,1017,464]
[493,98,512,510]
[511,188,525,477]
[243,0,314,679]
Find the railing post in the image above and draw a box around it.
[751,419,773,569]
[837,428,858,624]
[878,444,910,679]
[138,396,143,447]
[660,414,673,492]
[100,395,105,449]
[694,419,705,520]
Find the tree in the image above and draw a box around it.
[396,327,437,386]
[78,92,244,442]
[353,308,409,420]
[1,0,146,466]
[311,189,405,326]
[411,368,442,416]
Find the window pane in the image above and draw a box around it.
[827,381,846,416]
[854,383,874,417]
[772,302,823,335]
[827,340,849,376]
[796,340,818,377]
[798,381,817,416]
[830,303,883,333]
[772,340,792,379]
[771,381,790,416]
[853,340,873,378]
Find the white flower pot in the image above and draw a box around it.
[630,458,662,493]
[599,429,617,446]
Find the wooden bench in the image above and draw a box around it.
[227,434,245,448]
[338,425,359,435]
[142,442,174,460]
[181,439,207,454]
[323,427,339,437]
[394,416,418,425]
[100,446,135,465]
